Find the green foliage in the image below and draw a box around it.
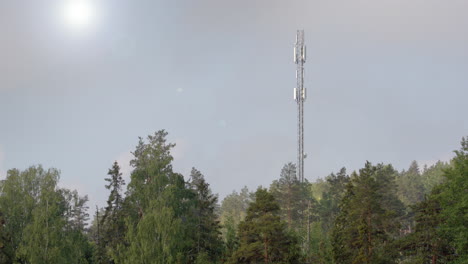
[116,130,184,263]
[126,130,177,214]
[397,161,425,206]
[270,163,309,229]
[89,206,105,263]
[220,186,254,227]
[269,163,317,259]
[308,168,349,263]
[0,167,42,263]
[270,163,300,228]
[96,161,127,263]
[219,185,254,257]
[0,165,91,263]
[307,221,333,264]
[310,178,329,201]
[421,161,450,195]
[0,210,10,263]
[1,130,464,264]
[319,167,349,233]
[19,186,68,263]
[61,189,92,264]
[115,130,214,264]
[120,199,183,264]
[332,162,404,264]
[223,214,239,260]
[399,193,455,263]
[436,136,468,262]
[195,251,214,264]
[189,168,224,262]
[229,188,301,264]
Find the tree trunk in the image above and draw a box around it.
[264,237,269,264]
[45,198,49,263]
[367,211,372,262]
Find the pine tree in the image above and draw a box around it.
[308,168,349,263]
[269,163,304,229]
[270,163,315,259]
[331,180,356,264]
[399,193,455,263]
[319,167,349,233]
[229,188,301,264]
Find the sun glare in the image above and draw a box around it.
[62,0,95,30]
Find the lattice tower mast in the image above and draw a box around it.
[294,30,306,182]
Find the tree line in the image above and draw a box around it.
[0,130,466,263]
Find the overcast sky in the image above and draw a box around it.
[1,0,467,209]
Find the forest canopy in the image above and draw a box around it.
[0,131,466,264]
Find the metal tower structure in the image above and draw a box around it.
[294,30,306,182]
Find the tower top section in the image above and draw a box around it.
[294,30,306,64]
[294,30,306,182]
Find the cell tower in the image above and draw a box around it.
[294,30,306,182]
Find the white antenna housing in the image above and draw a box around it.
[293,30,306,182]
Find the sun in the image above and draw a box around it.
[62,0,96,30]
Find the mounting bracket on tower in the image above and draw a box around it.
[294,30,306,182]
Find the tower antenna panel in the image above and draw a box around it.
[294,30,306,182]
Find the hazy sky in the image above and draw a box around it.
[1,0,467,209]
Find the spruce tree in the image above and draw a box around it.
[117,130,195,263]
[437,136,468,261]
[189,168,223,262]
[332,162,403,264]
[270,163,315,259]
[97,161,126,263]
[399,193,455,263]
